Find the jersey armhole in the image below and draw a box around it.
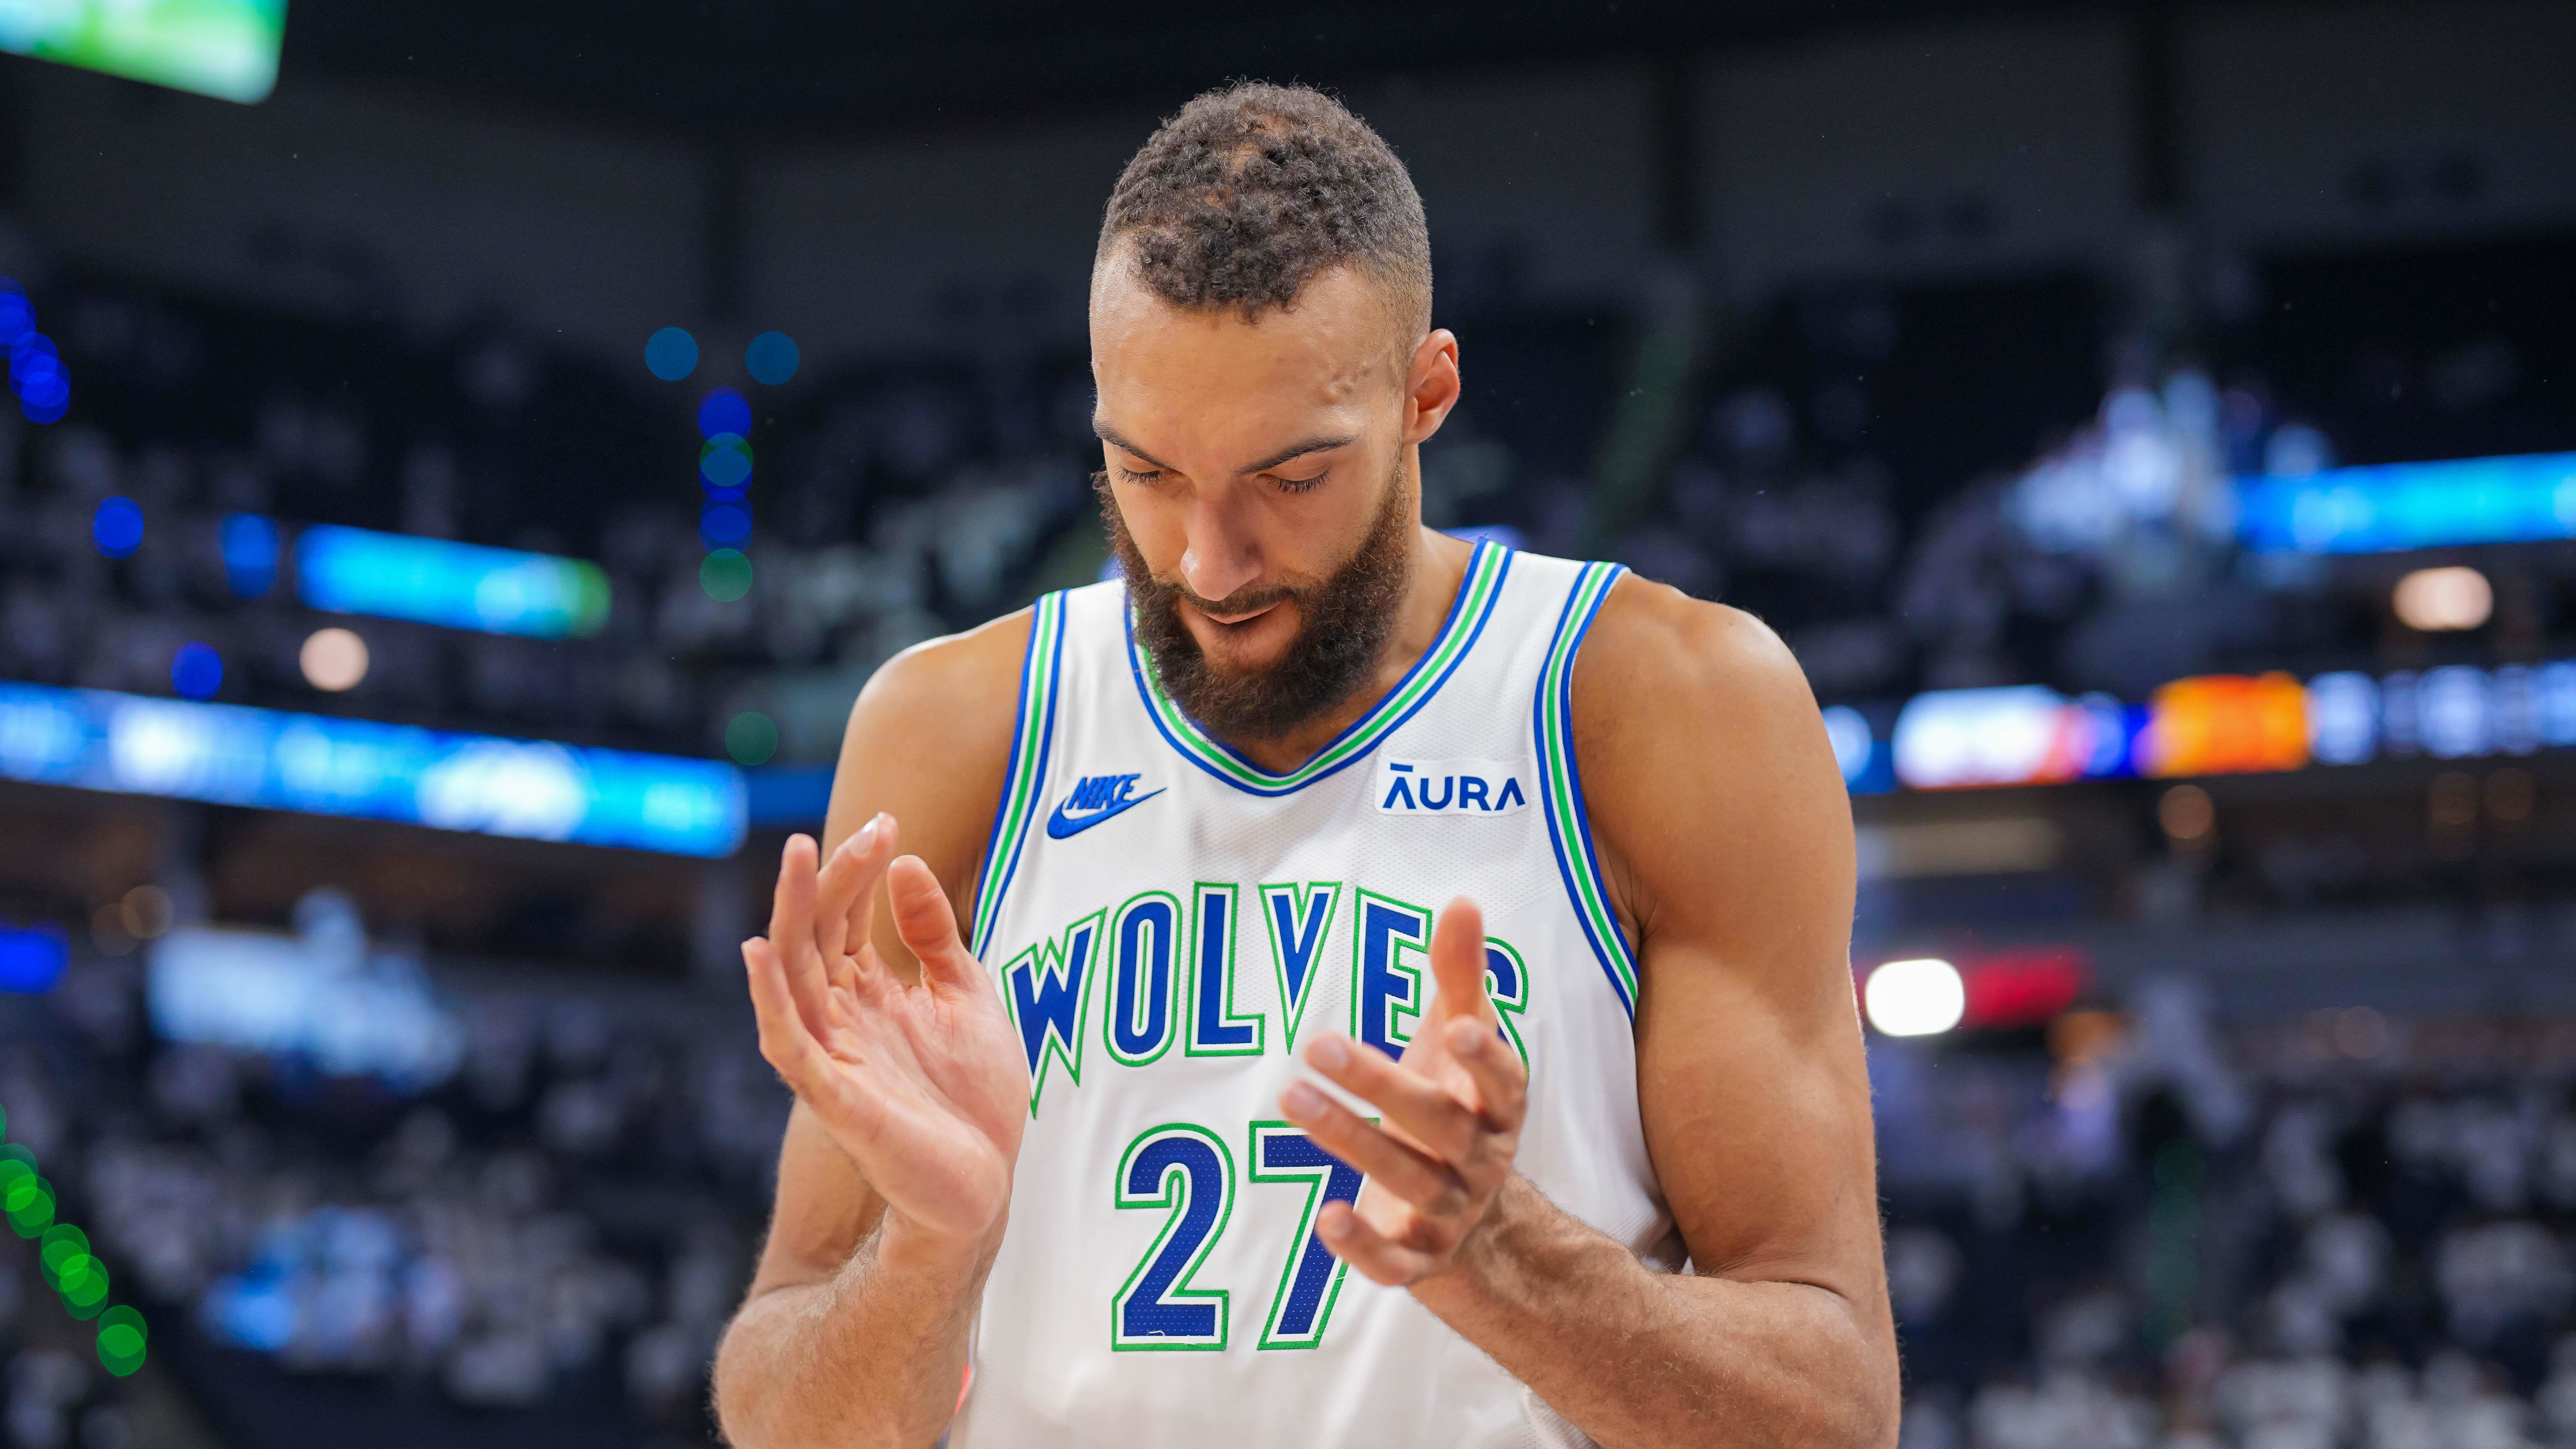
[1532,563,1640,1020]
[969,591,1068,959]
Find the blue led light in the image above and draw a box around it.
[744,764,834,825]
[2238,451,2576,554]
[92,498,142,557]
[171,643,222,701]
[295,526,611,639]
[697,388,751,440]
[218,514,279,597]
[10,333,56,380]
[700,503,751,546]
[0,681,747,857]
[745,331,799,386]
[0,293,32,348]
[645,326,699,382]
[0,927,65,994]
[15,330,66,422]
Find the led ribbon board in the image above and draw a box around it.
[0,682,745,857]
[294,525,611,639]
[2238,451,2576,555]
[0,0,285,104]
[1869,661,2576,793]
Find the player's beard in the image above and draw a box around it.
[1105,460,1414,745]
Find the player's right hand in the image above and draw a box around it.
[743,814,1030,1256]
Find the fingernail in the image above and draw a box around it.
[1320,1213,1349,1238]
[1450,1019,1484,1053]
[1283,1082,1323,1117]
[853,818,879,850]
[1310,1037,1348,1071]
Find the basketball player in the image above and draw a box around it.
[714,83,1897,1448]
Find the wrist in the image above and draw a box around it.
[1408,1174,1528,1316]
[874,1205,1008,1280]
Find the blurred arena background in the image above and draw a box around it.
[0,1,2566,1445]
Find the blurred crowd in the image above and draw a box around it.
[0,261,1105,764]
[0,238,2561,775]
[0,944,785,1449]
[1614,241,2570,709]
[1881,986,2576,1449]
[20,943,2576,1448]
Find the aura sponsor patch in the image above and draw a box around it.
[1371,757,1529,816]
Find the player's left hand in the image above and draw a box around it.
[1279,896,1527,1287]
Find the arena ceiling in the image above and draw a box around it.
[280,0,2136,135]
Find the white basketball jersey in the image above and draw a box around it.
[954,545,1675,1449]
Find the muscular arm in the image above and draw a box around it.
[712,611,1031,1449]
[1408,579,1898,1448]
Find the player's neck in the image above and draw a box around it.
[1219,525,1475,775]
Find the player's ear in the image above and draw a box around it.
[1402,329,1461,446]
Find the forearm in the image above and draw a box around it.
[714,1221,997,1449]
[1411,1178,1898,1449]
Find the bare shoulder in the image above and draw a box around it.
[824,607,1040,923]
[1568,574,1852,947]
[846,607,1036,738]
[1570,573,1823,767]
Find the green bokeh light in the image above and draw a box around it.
[96,1306,146,1375]
[64,1272,108,1311]
[10,1181,55,1235]
[700,435,753,490]
[700,548,753,603]
[725,712,780,766]
[1,1108,142,1355]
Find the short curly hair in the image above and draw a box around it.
[1096,81,1432,348]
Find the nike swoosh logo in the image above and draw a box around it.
[1045,787,1167,839]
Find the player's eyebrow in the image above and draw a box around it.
[1093,423,1358,478]
[1239,434,1358,475]
[1092,422,1173,471]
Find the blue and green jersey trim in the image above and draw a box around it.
[1124,542,1512,798]
[1535,561,1638,1018]
[972,591,1068,959]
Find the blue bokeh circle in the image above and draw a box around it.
[700,503,752,546]
[92,498,142,556]
[745,331,800,386]
[645,327,699,382]
[697,388,751,439]
[171,643,223,700]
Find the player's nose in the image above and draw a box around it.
[1177,498,1262,604]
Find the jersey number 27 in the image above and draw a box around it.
[1111,1120,1364,1353]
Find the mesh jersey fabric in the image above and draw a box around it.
[951,545,1674,1449]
